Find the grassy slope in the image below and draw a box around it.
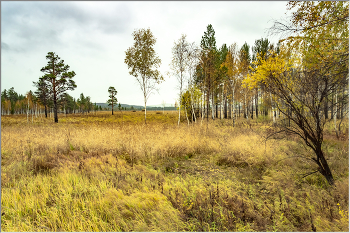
[1,111,349,231]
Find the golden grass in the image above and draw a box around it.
[1,111,349,231]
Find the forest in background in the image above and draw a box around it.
[1,1,349,232]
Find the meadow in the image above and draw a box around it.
[1,111,349,232]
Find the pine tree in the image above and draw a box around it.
[33,79,51,117]
[40,52,76,123]
[107,86,118,115]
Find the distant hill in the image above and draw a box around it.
[95,103,176,111]
[148,103,174,108]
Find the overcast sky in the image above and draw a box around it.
[1,1,289,106]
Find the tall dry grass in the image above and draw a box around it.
[1,111,348,231]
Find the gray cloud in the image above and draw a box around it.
[1,1,289,106]
[1,42,9,50]
[1,2,132,53]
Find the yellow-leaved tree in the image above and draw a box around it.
[245,1,349,185]
[124,28,164,124]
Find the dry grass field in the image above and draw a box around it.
[1,111,349,231]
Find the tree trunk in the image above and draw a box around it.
[334,90,337,130]
[330,91,334,119]
[232,88,235,126]
[224,92,227,119]
[184,103,189,125]
[221,86,224,120]
[228,97,231,119]
[144,95,147,125]
[238,102,240,118]
[190,91,197,123]
[340,86,346,119]
[27,98,29,123]
[206,91,209,122]
[317,148,335,185]
[212,91,215,120]
[251,98,254,119]
[201,91,205,126]
[255,90,259,118]
[178,94,181,126]
[244,93,247,119]
[54,99,58,123]
[270,92,275,123]
[324,96,328,119]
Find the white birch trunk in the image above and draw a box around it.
[184,103,190,125]
[189,85,197,123]
[178,94,181,126]
[144,95,147,125]
[245,93,248,120]
[221,84,224,120]
[232,87,235,126]
[201,92,204,126]
[270,93,275,123]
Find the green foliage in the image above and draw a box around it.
[239,42,251,72]
[39,52,77,122]
[107,86,118,115]
[40,52,77,98]
[251,38,272,67]
[201,24,217,51]
[180,85,202,122]
[77,93,93,114]
[33,78,51,110]
[124,28,163,85]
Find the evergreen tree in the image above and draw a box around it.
[200,24,218,121]
[77,93,87,114]
[8,87,18,114]
[40,52,77,123]
[33,78,51,117]
[1,89,8,101]
[107,86,118,115]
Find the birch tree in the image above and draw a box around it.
[124,28,163,124]
[187,42,200,123]
[170,34,189,125]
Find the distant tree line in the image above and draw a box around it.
[1,86,101,117]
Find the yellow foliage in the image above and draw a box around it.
[242,46,295,90]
